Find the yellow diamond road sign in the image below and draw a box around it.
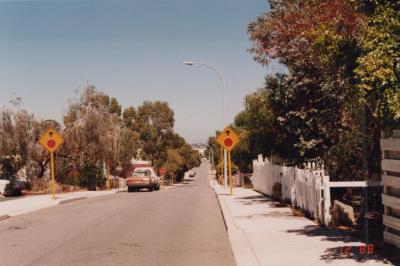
[216,127,240,151]
[39,128,64,153]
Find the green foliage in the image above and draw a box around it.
[0,108,32,176]
[135,101,174,168]
[63,87,121,167]
[355,3,400,122]
[79,161,104,191]
[0,87,201,192]
[231,132,253,173]
[118,128,139,177]
[122,106,137,130]
[206,134,223,174]
[242,0,400,181]
[109,97,122,116]
[178,144,200,171]
[235,88,276,158]
[164,149,184,182]
[232,92,272,172]
[120,100,199,180]
[206,135,220,162]
[136,101,174,135]
[163,144,200,182]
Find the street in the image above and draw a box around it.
[0,162,234,266]
[1,1,399,265]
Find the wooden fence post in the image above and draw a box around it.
[323,175,331,226]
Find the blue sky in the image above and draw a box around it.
[0,0,278,143]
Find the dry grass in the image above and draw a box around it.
[25,180,85,195]
[292,206,306,217]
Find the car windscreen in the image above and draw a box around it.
[132,170,151,178]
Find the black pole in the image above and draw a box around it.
[361,104,369,244]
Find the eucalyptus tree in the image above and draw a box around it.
[62,86,121,188]
[135,101,175,170]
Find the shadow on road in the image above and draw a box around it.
[133,189,153,193]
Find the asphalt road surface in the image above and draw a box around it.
[0,162,235,266]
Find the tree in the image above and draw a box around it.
[231,129,253,173]
[248,0,365,164]
[245,0,398,180]
[234,88,277,159]
[109,97,122,116]
[355,2,400,122]
[122,100,197,181]
[351,1,400,179]
[206,134,222,173]
[162,144,200,183]
[136,101,175,170]
[168,133,186,149]
[0,108,23,177]
[62,86,121,189]
[122,106,137,130]
[164,149,184,183]
[27,119,61,179]
[136,101,174,135]
[177,144,200,179]
[118,128,139,177]
[0,107,40,194]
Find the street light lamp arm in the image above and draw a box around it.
[184,61,226,126]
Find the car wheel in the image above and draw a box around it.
[128,187,132,192]
[149,186,154,192]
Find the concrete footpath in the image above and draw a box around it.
[0,189,126,219]
[209,179,392,266]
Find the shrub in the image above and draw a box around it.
[3,178,22,197]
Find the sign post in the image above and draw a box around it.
[50,152,55,199]
[220,147,224,186]
[39,129,64,199]
[216,127,240,196]
[228,150,233,195]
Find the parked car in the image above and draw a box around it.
[189,168,198,177]
[127,167,160,192]
[0,175,25,196]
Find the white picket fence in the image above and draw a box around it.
[253,154,382,226]
[253,155,324,222]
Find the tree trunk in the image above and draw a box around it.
[38,163,46,178]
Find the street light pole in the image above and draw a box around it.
[184,61,228,189]
[207,145,215,169]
